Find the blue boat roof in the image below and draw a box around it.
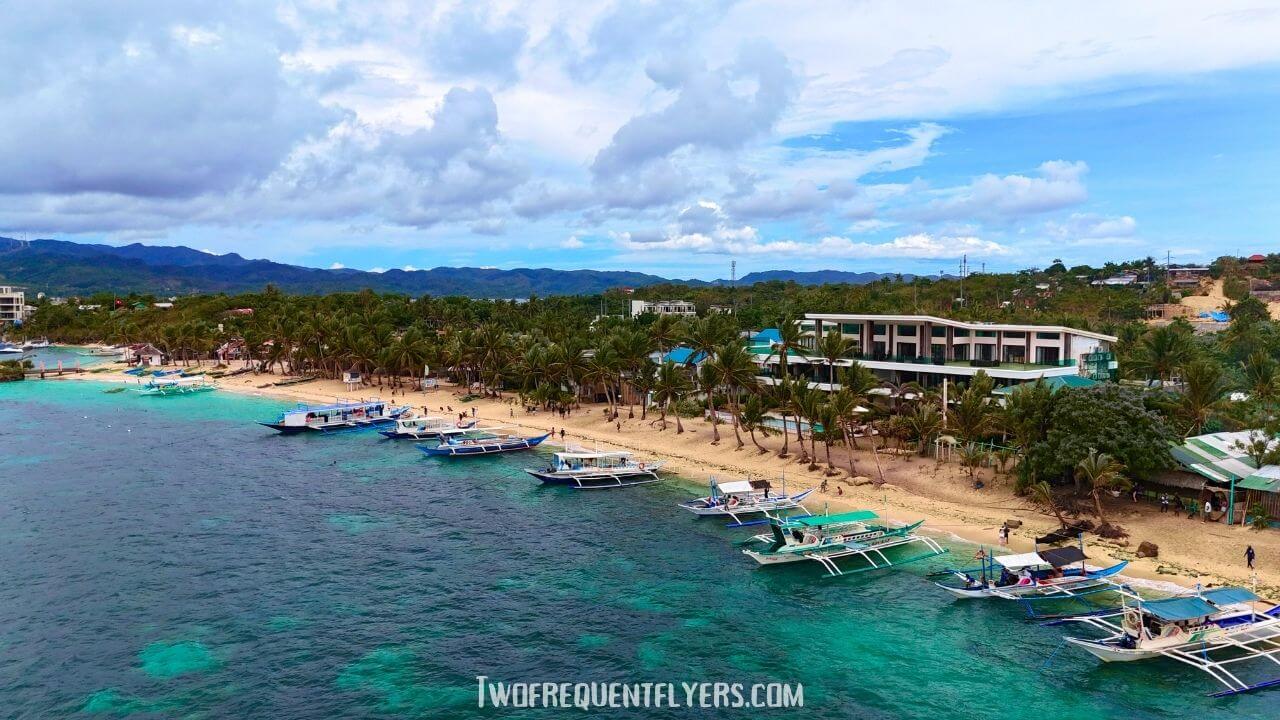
[1202,587,1258,605]
[1142,596,1219,622]
[664,347,707,364]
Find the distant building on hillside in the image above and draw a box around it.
[1093,273,1138,287]
[1168,266,1211,287]
[708,304,733,314]
[630,299,696,317]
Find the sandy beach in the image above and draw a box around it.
[58,357,1280,599]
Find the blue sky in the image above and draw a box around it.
[1,2,1278,279]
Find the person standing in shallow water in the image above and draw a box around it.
[1246,545,1256,569]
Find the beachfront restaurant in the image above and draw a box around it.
[1171,430,1280,527]
[752,314,1118,392]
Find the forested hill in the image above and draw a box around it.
[0,238,905,297]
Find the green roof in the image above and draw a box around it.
[993,375,1097,395]
[781,510,879,528]
[1172,432,1280,493]
[1238,474,1280,493]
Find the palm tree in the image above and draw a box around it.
[764,378,795,458]
[1177,358,1231,437]
[1076,448,1129,532]
[709,342,759,449]
[699,362,724,444]
[958,442,988,480]
[652,360,692,432]
[630,361,657,420]
[827,388,862,476]
[1241,351,1280,408]
[1127,324,1194,386]
[765,317,807,442]
[816,331,854,388]
[901,401,943,455]
[737,394,775,454]
[1027,481,1069,529]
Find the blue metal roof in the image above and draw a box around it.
[751,328,782,344]
[664,347,707,365]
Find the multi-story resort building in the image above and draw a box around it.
[754,313,1117,391]
[0,286,27,324]
[630,299,697,318]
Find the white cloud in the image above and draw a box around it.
[560,235,585,249]
[329,261,345,269]
[912,161,1089,222]
[1045,212,1137,241]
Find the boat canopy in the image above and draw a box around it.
[993,552,1046,569]
[715,479,771,494]
[1201,587,1258,605]
[555,451,631,460]
[1039,546,1088,567]
[1141,595,1219,622]
[779,510,877,529]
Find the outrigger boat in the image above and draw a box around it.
[377,414,478,440]
[259,399,408,434]
[679,477,815,526]
[135,375,216,396]
[524,449,663,488]
[741,510,946,577]
[1048,586,1280,697]
[418,429,550,457]
[931,545,1129,603]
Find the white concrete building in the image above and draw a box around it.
[0,286,26,323]
[630,299,697,317]
[754,313,1117,390]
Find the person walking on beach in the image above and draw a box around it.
[1246,545,1256,570]
[998,523,1009,546]
[1203,498,1213,522]
[559,428,565,441]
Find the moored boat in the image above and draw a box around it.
[0,343,24,355]
[377,414,478,440]
[418,430,550,456]
[680,477,813,524]
[524,449,662,488]
[135,375,216,396]
[741,510,946,576]
[931,546,1129,602]
[259,399,408,434]
[1049,586,1280,697]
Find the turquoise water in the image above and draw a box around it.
[0,380,1276,718]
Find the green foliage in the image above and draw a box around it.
[1028,385,1174,483]
[0,360,26,382]
[1249,502,1272,531]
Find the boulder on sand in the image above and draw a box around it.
[851,476,873,486]
[1136,541,1159,558]
[1004,519,1022,529]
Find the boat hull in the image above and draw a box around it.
[525,469,659,488]
[420,433,550,456]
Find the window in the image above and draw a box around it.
[896,325,917,337]
[873,323,887,334]
[932,326,947,338]
[975,330,996,338]
[1036,332,1060,340]
[1003,331,1025,339]
[840,323,859,335]
[952,329,969,337]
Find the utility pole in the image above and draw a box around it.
[730,259,737,314]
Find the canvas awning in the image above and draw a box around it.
[993,552,1046,569]
[715,479,771,494]
[1202,587,1258,606]
[1142,596,1219,622]
[782,510,878,528]
[1039,546,1087,567]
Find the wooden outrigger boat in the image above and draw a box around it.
[377,414,478,440]
[1048,586,1280,697]
[931,544,1129,604]
[741,510,946,577]
[135,375,217,396]
[524,449,663,488]
[679,477,814,527]
[259,399,408,434]
[418,429,550,457]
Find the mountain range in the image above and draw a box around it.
[0,237,905,297]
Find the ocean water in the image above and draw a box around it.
[0,379,1277,719]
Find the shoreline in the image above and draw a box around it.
[42,352,1280,600]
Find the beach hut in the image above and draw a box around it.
[342,369,363,391]
[1171,430,1280,525]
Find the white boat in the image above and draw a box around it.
[259,399,408,434]
[377,414,478,440]
[21,338,49,350]
[135,375,216,396]
[931,546,1129,603]
[85,345,124,357]
[524,449,663,489]
[741,510,946,576]
[679,477,814,525]
[1050,586,1280,697]
[0,344,24,355]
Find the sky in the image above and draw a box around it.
[2,1,1279,280]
